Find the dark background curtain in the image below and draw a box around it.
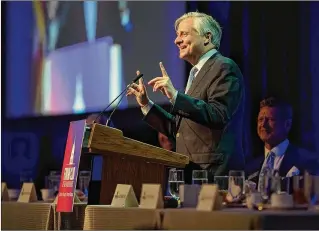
[187,1,317,158]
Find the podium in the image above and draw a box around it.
[82,123,189,204]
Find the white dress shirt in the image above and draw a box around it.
[141,48,218,115]
[185,48,218,88]
[261,139,289,172]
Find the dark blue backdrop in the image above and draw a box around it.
[2,1,319,189]
[188,1,319,158]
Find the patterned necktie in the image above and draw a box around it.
[258,151,276,192]
[265,151,275,169]
[185,67,198,93]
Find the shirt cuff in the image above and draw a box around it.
[141,100,154,115]
[169,90,178,105]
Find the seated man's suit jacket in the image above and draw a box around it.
[144,52,246,183]
[246,144,319,184]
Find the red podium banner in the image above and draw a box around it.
[56,120,86,212]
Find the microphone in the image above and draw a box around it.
[106,91,125,126]
[93,73,144,124]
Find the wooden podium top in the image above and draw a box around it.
[83,123,189,168]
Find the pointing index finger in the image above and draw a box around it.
[159,62,168,77]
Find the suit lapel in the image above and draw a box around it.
[187,52,220,96]
[173,52,220,133]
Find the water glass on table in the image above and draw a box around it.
[259,167,273,201]
[48,171,61,196]
[228,170,245,201]
[19,170,33,188]
[192,170,208,185]
[304,172,319,209]
[214,176,229,202]
[292,175,307,204]
[272,176,291,194]
[168,168,184,201]
[79,171,91,198]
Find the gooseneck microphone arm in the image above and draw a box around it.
[105,91,126,126]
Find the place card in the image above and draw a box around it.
[196,184,222,211]
[18,183,38,203]
[111,184,138,207]
[139,184,163,209]
[1,182,9,201]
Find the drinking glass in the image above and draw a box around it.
[304,173,319,209]
[214,176,228,189]
[49,171,61,196]
[259,167,272,201]
[272,176,291,194]
[228,170,245,200]
[214,176,229,202]
[20,170,33,188]
[292,175,306,204]
[168,168,184,200]
[79,171,91,197]
[192,170,208,185]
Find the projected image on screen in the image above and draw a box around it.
[23,1,186,117]
[42,37,126,115]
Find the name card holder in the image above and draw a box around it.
[139,184,163,209]
[18,183,38,203]
[2,182,9,201]
[111,184,139,207]
[196,184,222,211]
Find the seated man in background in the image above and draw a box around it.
[247,97,319,190]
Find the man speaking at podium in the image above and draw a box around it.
[127,12,245,183]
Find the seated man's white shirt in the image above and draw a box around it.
[260,139,299,177]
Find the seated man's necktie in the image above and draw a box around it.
[258,151,276,192]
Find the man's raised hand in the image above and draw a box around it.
[126,70,149,107]
[148,62,177,100]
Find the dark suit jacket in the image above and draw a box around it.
[246,144,319,184]
[144,52,246,180]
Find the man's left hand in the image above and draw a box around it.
[148,62,177,100]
